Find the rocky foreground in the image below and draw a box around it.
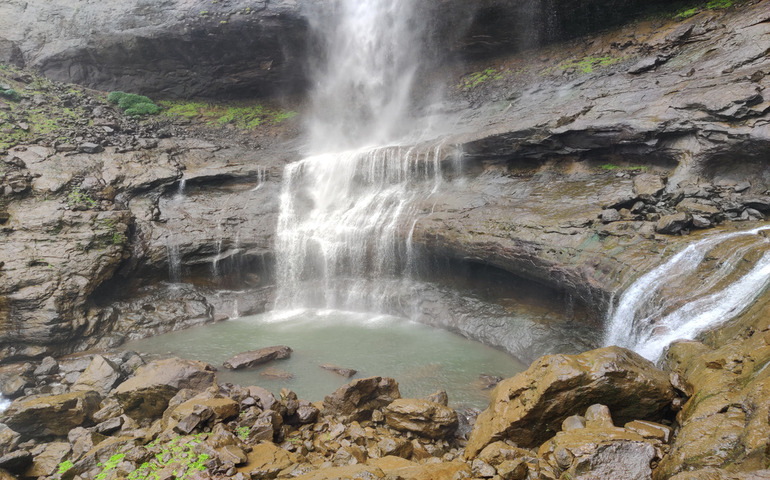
[0,346,691,480]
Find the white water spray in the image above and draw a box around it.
[605,225,770,361]
[275,0,453,310]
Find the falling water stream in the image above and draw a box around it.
[605,225,770,361]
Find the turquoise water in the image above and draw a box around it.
[122,309,525,409]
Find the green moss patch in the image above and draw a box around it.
[159,100,297,130]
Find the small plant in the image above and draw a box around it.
[601,163,649,172]
[159,100,297,130]
[0,88,21,102]
[95,453,125,480]
[57,460,74,475]
[459,67,507,90]
[236,426,250,441]
[127,434,210,480]
[68,187,97,209]
[108,91,161,117]
[112,232,127,245]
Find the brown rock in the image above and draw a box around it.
[71,355,123,395]
[323,377,400,423]
[22,442,70,477]
[1,390,101,440]
[655,212,691,235]
[633,174,665,200]
[584,404,614,428]
[377,437,413,458]
[465,346,676,457]
[384,399,458,439]
[291,464,386,480]
[238,442,300,478]
[477,441,537,467]
[223,346,292,370]
[260,367,293,380]
[113,358,216,419]
[624,420,672,443]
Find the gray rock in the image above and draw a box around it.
[562,415,587,431]
[691,214,712,229]
[223,346,293,370]
[600,209,622,223]
[633,174,665,200]
[1,390,101,440]
[78,142,104,154]
[33,356,58,376]
[655,212,691,235]
[319,363,357,378]
[0,449,32,473]
[72,355,123,395]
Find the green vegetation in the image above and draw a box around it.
[67,187,98,209]
[236,425,250,441]
[0,88,21,102]
[96,454,125,480]
[550,55,627,75]
[112,232,127,245]
[159,100,297,130]
[57,460,74,475]
[108,91,161,117]
[673,0,734,19]
[458,67,507,90]
[125,434,210,480]
[600,163,649,172]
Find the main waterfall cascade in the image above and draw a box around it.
[605,226,770,361]
[275,0,455,310]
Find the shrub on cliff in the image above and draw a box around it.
[0,88,21,102]
[107,91,161,117]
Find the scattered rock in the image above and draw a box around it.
[71,355,123,395]
[223,346,293,370]
[324,377,401,423]
[655,212,691,235]
[633,174,665,200]
[33,356,58,376]
[78,142,104,154]
[385,399,459,439]
[600,209,622,223]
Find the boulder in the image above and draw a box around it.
[633,174,665,200]
[655,212,691,235]
[112,358,216,419]
[22,442,70,478]
[0,425,20,456]
[32,356,58,376]
[71,355,123,395]
[465,346,676,457]
[223,346,293,370]
[240,442,300,478]
[323,377,401,423]
[384,399,458,439]
[1,390,101,439]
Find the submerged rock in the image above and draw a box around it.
[465,346,676,457]
[320,363,357,378]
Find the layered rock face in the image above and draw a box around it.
[0,0,310,98]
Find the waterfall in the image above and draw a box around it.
[605,225,770,361]
[274,0,451,310]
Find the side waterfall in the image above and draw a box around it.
[275,0,452,310]
[605,225,770,361]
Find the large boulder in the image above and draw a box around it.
[384,399,458,439]
[113,358,216,419]
[323,377,401,423]
[223,346,293,370]
[71,355,123,395]
[465,346,676,458]
[0,390,101,440]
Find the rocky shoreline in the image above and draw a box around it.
[0,345,687,480]
[0,0,768,478]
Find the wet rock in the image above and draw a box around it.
[465,346,676,457]
[691,214,712,228]
[0,425,20,456]
[423,390,449,406]
[248,386,279,411]
[260,367,294,379]
[320,364,357,378]
[113,358,216,419]
[324,377,401,423]
[633,174,665,200]
[223,346,293,370]
[655,212,691,235]
[600,209,621,223]
[241,442,300,478]
[1,390,101,439]
[78,142,103,154]
[22,441,70,477]
[0,450,31,473]
[477,374,503,390]
[32,356,58,377]
[384,399,459,439]
[628,56,668,74]
[71,355,123,395]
